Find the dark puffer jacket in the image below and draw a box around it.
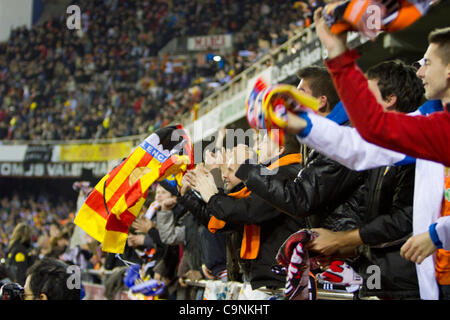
[235,146,365,231]
[356,164,419,299]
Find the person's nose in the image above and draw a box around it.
[416,64,425,79]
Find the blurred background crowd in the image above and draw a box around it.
[0,0,327,142]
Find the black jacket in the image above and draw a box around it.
[356,164,419,299]
[235,146,365,231]
[181,156,305,289]
[180,190,241,281]
[6,241,35,286]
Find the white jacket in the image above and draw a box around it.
[297,101,447,300]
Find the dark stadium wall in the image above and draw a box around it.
[0,177,82,206]
[32,0,45,25]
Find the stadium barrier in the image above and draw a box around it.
[82,269,379,300]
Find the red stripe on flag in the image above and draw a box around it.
[105,211,130,234]
[105,152,153,211]
[107,155,129,181]
[125,181,145,208]
[84,189,109,219]
[118,210,139,228]
[158,155,177,176]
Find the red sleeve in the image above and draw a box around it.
[325,50,450,167]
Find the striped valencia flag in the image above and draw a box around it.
[74,125,194,253]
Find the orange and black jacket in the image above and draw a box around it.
[180,153,305,290]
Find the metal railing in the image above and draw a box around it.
[83,269,379,300]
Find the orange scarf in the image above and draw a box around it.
[435,167,450,285]
[207,153,302,259]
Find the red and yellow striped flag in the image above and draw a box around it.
[74,125,194,253]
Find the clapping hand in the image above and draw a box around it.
[184,166,218,203]
[127,234,145,247]
[204,149,225,171]
[161,197,177,211]
[132,217,153,234]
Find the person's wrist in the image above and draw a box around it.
[202,190,216,203]
[429,223,443,249]
[339,229,361,247]
[327,44,347,60]
[286,112,307,134]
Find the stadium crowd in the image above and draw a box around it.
[1,0,449,302]
[0,0,325,142]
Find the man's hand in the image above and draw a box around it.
[307,228,361,256]
[400,231,437,264]
[286,111,308,134]
[204,150,224,171]
[231,144,254,165]
[127,234,145,247]
[180,174,192,196]
[161,197,177,211]
[202,264,215,280]
[307,228,342,256]
[132,217,153,234]
[314,7,348,60]
[185,170,218,203]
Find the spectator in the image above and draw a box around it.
[307,10,449,299]
[234,66,364,237]
[5,223,36,286]
[23,257,80,300]
[183,133,305,292]
[301,60,424,299]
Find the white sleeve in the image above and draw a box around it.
[435,216,450,250]
[298,112,411,171]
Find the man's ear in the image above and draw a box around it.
[39,293,48,300]
[318,95,329,113]
[385,95,398,111]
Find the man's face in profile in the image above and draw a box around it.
[417,43,449,101]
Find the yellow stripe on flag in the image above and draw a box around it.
[104,147,147,203]
[140,157,164,194]
[129,196,146,217]
[110,158,162,219]
[94,174,110,194]
[110,194,128,220]
[74,203,107,243]
[103,230,130,254]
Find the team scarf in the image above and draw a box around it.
[275,229,319,300]
[245,78,319,147]
[144,201,160,220]
[74,125,194,254]
[323,0,431,39]
[208,153,302,260]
